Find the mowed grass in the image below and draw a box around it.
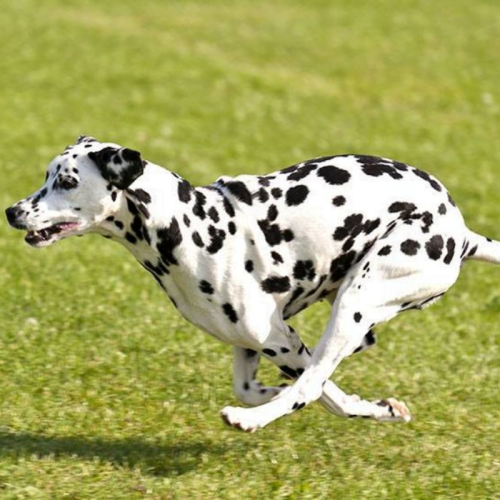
[1,0,500,497]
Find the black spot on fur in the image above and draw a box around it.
[363,218,380,235]
[420,212,434,234]
[132,188,152,204]
[293,260,316,281]
[333,214,364,241]
[222,303,238,323]
[157,217,183,266]
[354,312,362,323]
[286,185,309,206]
[131,216,145,241]
[258,220,289,247]
[267,205,279,221]
[199,280,214,294]
[330,251,356,282]
[444,238,456,264]
[143,259,169,278]
[261,276,291,293]
[382,221,397,238]
[262,348,277,357]
[245,260,254,273]
[226,181,253,205]
[359,159,403,180]
[281,164,298,174]
[342,238,355,252]
[271,251,284,264]
[317,165,351,185]
[114,220,124,230]
[192,191,207,220]
[332,196,346,207]
[412,169,442,191]
[271,188,283,199]
[125,232,137,244]
[280,366,297,379]
[438,203,447,215]
[460,240,470,259]
[257,188,269,203]
[288,163,317,181]
[183,214,191,227]
[392,161,409,171]
[389,202,417,214]
[126,197,140,217]
[354,155,382,164]
[468,245,478,257]
[401,239,420,256]
[192,232,204,247]
[378,245,391,256]
[208,206,220,223]
[425,235,444,260]
[228,221,236,235]
[223,197,235,217]
[206,226,226,254]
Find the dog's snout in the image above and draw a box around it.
[5,205,24,229]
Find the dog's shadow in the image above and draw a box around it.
[0,429,225,477]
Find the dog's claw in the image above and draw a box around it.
[374,397,411,422]
[220,406,261,432]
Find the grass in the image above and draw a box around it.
[1,0,500,497]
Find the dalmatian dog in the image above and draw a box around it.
[6,136,500,432]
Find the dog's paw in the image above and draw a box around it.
[373,398,411,422]
[220,406,262,432]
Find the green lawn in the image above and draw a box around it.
[1,0,500,497]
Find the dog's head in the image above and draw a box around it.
[5,136,145,247]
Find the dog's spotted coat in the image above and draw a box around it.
[6,136,500,432]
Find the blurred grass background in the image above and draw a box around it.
[1,0,500,498]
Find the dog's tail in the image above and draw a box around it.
[464,229,500,265]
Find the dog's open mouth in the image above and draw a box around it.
[25,222,80,247]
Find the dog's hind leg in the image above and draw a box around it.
[232,346,288,406]
[221,224,461,431]
[257,326,386,419]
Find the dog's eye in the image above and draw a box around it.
[60,176,78,190]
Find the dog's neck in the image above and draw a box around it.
[97,160,229,273]
[98,161,184,240]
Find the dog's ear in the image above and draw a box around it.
[89,147,145,190]
[76,135,97,144]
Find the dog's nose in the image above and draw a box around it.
[5,205,22,228]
